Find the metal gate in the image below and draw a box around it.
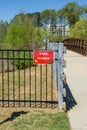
[0,43,65,109]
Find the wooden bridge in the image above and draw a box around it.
[62,38,87,56]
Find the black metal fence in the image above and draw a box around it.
[0,49,58,108]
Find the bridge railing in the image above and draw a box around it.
[62,38,87,56]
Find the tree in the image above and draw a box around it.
[57,2,83,26]
[11,12,42,28]
[70,19,87,39]
[0,20,8,43]
[11,13,30,25]
[84,6,87,13]
[80,6,87,19]
[6,22,44,49]
[30,12,41,27]
[41,9,57,33]
[6,24,29,49]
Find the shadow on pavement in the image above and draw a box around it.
[63,83,77,111]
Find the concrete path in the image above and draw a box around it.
[64,50,87,130]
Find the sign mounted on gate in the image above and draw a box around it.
[33,50,55,65]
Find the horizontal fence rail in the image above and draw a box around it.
[62,38,87,56]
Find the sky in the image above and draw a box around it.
[0,0,87,22]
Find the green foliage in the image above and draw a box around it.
[12,52,33,69]
[6,24,29,49]
[84,6,87,13]
[49,34,66,42]
[11,13,30,25]
[57,2,83,26]
[41,9,57,34]
[41,9,56,22]
[11,12,41,27]
[70,19,87,39]
[0,20,8,43]
[6,22,44,49]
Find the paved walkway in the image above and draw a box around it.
[64,50,87,130]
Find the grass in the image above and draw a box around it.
[0,108,70,130]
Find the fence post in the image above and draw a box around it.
[57,43,64,109]
[47,42,64,109]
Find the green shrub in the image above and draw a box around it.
[13,51,33,69]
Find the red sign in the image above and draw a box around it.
[33,50,54,65]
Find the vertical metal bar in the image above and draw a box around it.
[35,65,37,107]
[24,51,26,107]
[29,52,31,107]
[18,51,20,107]
[46,64,47,108]
[40,65,42,108]
[13,50,15,107]
[2,50,4,107]
[7,51,9,107]
[46,36,48,108]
